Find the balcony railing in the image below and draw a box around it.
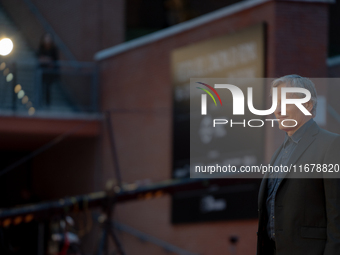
[0,60,98,115]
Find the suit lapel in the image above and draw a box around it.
[276,122,319,183]
[258,121,320,209]
[258,144,283,209]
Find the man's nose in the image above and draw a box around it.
[275,103,281,115]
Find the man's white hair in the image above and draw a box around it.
[272,74,317,116]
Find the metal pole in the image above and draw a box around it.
[97,228,107,255]
[109,224,125,255]
[105,111,123,188]
[37,222,44,255]
[11,62,16,111]
[92,65,99,112]
[105,188,125,255]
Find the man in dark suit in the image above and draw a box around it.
[256,75,340,255]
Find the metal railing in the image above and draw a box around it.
[0,60,98,114]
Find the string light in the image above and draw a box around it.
[154,190,164,198]
[3,68,9,76]
[24,214,34,223]
[2,61,37,116]
[28,107,35,116]
[26,101,32,109]
[22,95,29,104]
[144,192,153,200]
[14,216,23,225]
[14,84,21,93]
[3,218,11,228]
[17,90,25,99]
[6,73,13,82]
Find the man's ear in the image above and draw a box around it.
[303,101,313,113]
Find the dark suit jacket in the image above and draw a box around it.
[257,121,340,255]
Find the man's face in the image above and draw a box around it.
[274,84,313,136]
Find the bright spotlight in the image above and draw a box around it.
[0,38,13,56]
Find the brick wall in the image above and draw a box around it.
[2,0,124,61]
[97,1,329,254]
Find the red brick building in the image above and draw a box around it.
[0,0,339,254]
